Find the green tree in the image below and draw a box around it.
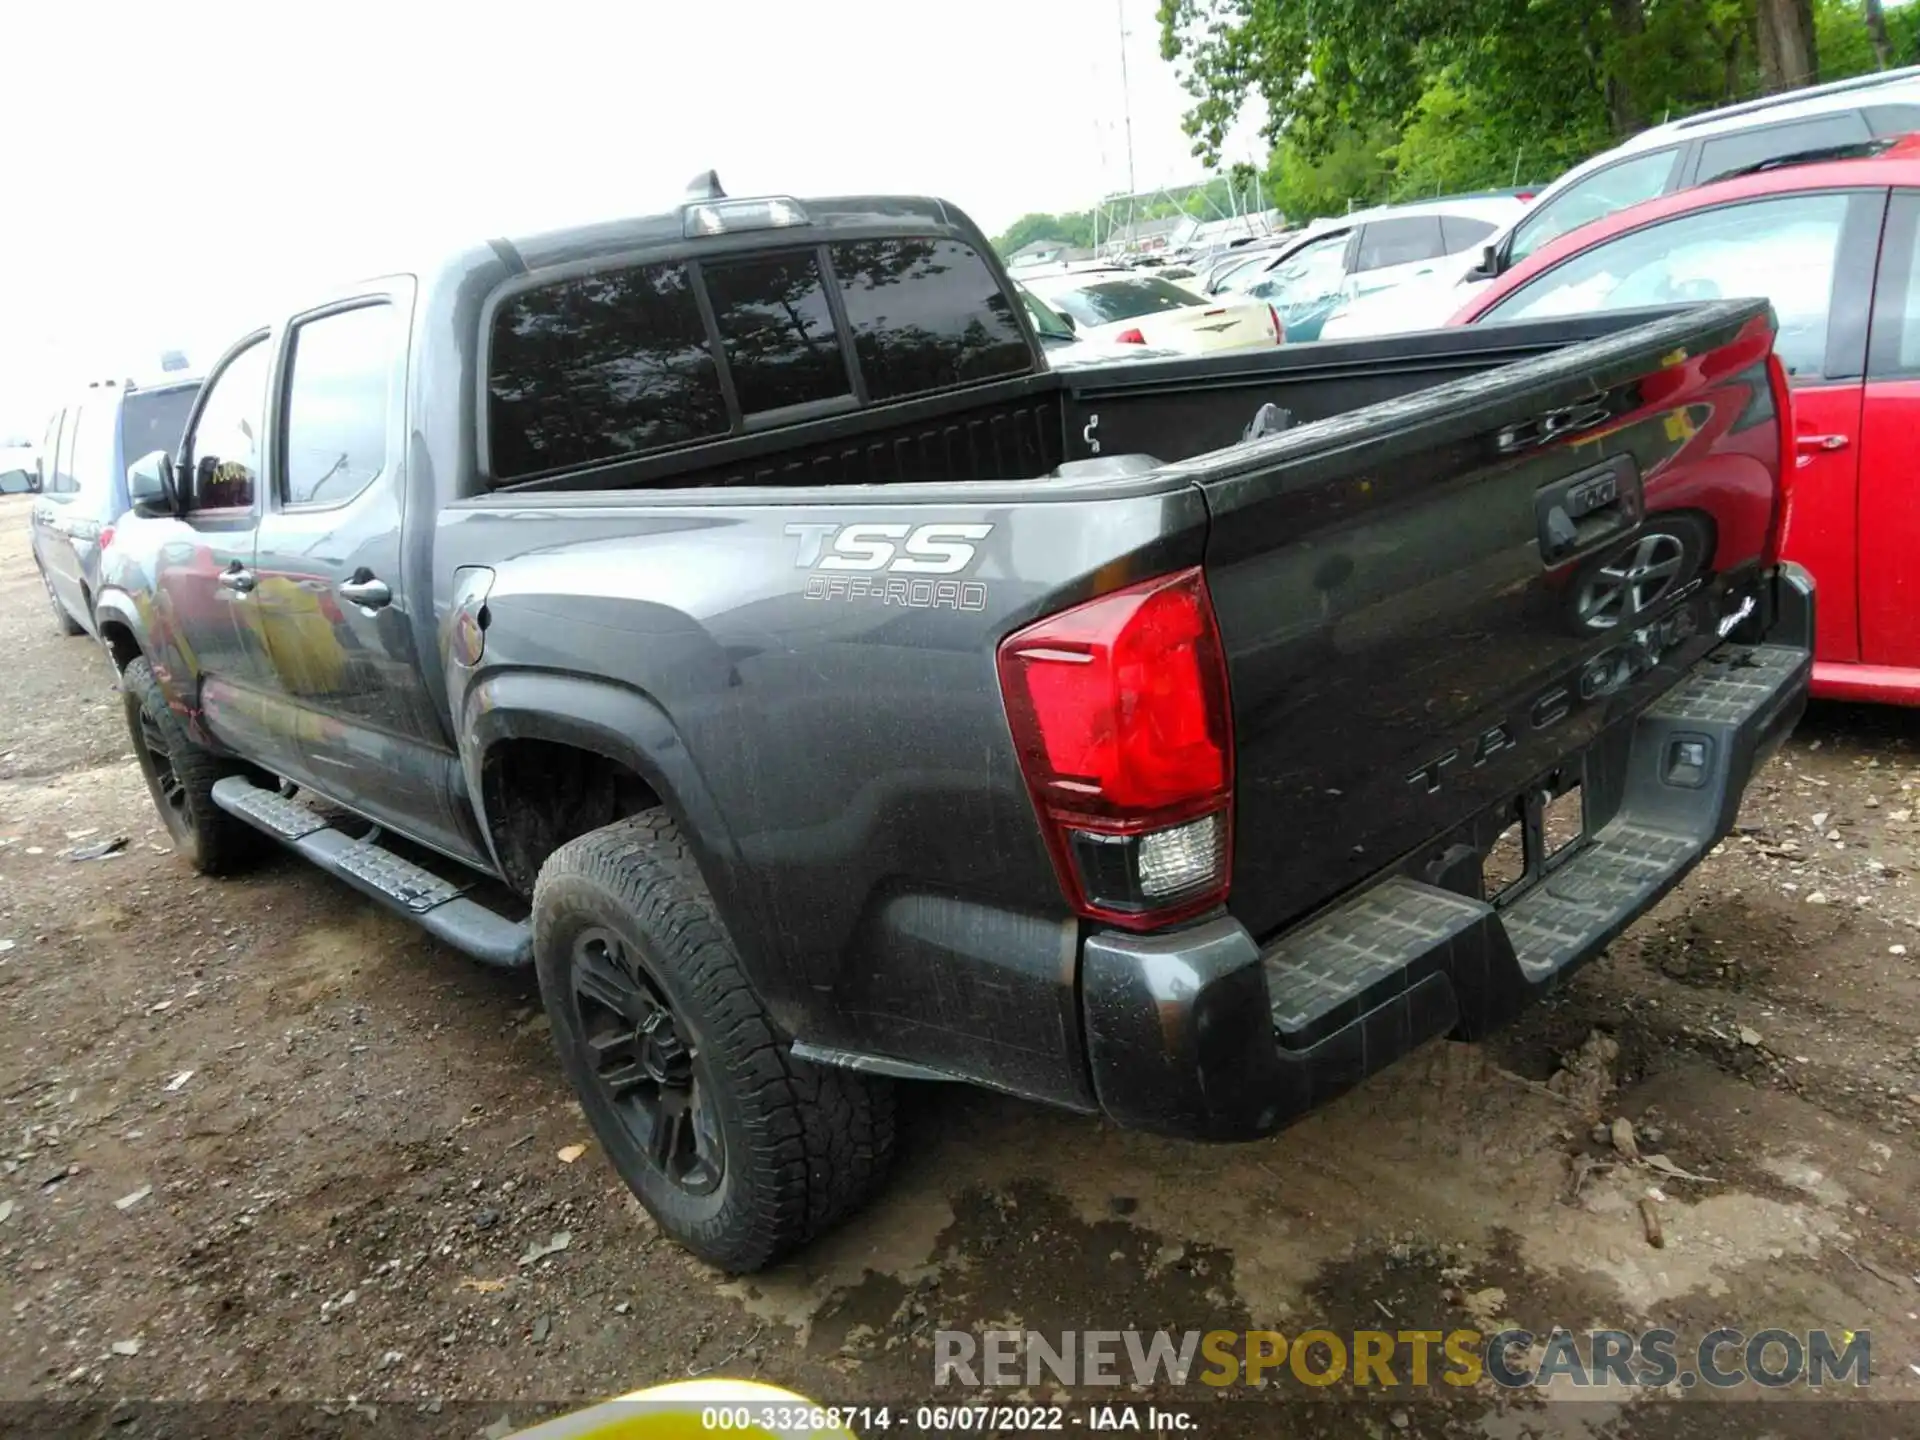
[1159,0,1899,220]
[994,211,1095,256]
[1819,0,1920,73]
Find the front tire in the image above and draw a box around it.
[121,657,265,875]
[533,811,895,1272]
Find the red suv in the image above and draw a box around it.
[1451,136,1920,704]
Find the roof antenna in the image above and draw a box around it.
[684,170,726,202]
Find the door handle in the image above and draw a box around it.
[218,566,256,594]
[1795,433,1850,469]
[337,574,392,609]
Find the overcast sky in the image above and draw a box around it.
[0,0,1266,439]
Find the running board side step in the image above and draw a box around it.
[209,777,532,968]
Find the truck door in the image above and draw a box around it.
[154,336,288,759]
[250,289,480,864]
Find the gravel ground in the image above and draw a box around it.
[2,491,1917,1438]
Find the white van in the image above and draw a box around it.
[1320,65,1920,339]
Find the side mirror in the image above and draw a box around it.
[1058,311,1077,333]
[128,449,178,517]
[1469,242,1500,281]
[0,468,33,496]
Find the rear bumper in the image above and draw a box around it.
[1080,564,1814,1141]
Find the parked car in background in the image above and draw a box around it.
[1450,134,1920,704]
[0,433,37,494]
[1016,280,1182,366]
[1213,194,1527,342]
[1017,266,1283,353]
[1329,65,1920,340]
[1199,231,1302,294]
[30,375,201,635]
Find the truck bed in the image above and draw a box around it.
[496,306,1703,494]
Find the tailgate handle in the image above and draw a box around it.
[1535,456,1643,568]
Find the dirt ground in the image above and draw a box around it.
[2,490,1918,1438]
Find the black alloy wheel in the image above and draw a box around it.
[568,925,724,1196]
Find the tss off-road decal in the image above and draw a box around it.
[786,521,993,611]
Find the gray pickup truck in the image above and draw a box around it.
[95,175,1812,1271]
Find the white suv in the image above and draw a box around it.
[1210,193,1528,343]
[1320,65,1920,339]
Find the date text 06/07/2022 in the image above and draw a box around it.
[696,1401,1199,1432]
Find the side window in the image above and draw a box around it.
[702,249,850,416]
[1353,216,1446,273]
[185,340,271,511]
[52,407,79,494]
[72,402,121,495]
[1866,103,1920,138]
[831,238,1031,400]
[66,404,90,495]
[1483,192,1852,379]
[1509,148,1681,265]
[488,262,728,481]
[119,386,199,475]
[1246,230,1350,304]
[1441,216,1498,254]
[1867,190,1920,379]
[41,411,60,483]
[1694,113,1871,185]
[283,304,394,507]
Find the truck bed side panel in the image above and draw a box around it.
[435,485,1211,1109]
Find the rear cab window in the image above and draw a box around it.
[489,263,730,480]
[704,250,851,417]
[486,233,1031,483]
[833,239,1031,398]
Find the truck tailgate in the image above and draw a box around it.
[1191,299,1785,941]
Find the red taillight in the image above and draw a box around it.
[1763,350,1794,568]
[1114,327,1147,345]
[1268,305,1285,343]
[997,567,1234,930]
[98,525,115,551]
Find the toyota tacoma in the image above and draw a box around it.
[94,174,1812,1271]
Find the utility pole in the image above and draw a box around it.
[1118,0,1137,200]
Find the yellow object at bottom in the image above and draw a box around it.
[505,1379,860,1440]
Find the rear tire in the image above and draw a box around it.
[121,657,265,875]
[43,568,84,636]
[533,810,895,1272]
